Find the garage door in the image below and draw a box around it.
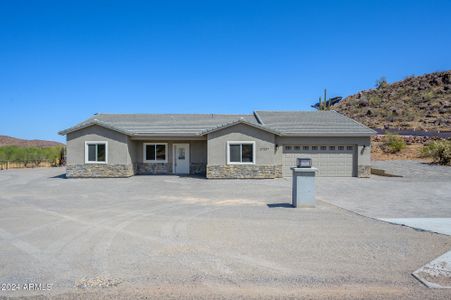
[282,145,355,177]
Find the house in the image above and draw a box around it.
[58,111,376,178]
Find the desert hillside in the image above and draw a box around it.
[333,71,451,131]
[0,135,64,147]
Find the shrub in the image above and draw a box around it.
[368,95,382,107]
[421,140,451,165]
[375,77,388,89]
[381,134,406,153]
[0,145,64,165]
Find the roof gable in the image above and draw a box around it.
[200,119,281,136]
[58,118,133,136]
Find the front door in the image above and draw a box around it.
[173,144,190,174]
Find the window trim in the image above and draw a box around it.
[226,141,256,165]
[85,141,108,164]
[143,143,168,163]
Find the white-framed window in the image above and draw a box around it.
[329,146,336,150]
[284,145,292,151]
[320,145,327,151]
[144,143,168,163]
[347,145,354,151]
[338,146,345,151]
[294,146,301,151]
[302,146,309,151]
[85,141,108,164]
[227,141,255,164]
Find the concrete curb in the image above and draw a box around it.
[412,251,451,289]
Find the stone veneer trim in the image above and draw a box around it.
[206,165,282,179]
[66,164,134,178]
[358,165,371,178]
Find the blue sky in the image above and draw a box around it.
[1,0,450,142]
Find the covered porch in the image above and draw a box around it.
[129,136,207,176]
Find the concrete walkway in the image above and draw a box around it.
[380,218,451,236]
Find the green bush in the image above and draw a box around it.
[0,145,64,165]
[381,134,406,153]
[421,140,451,165]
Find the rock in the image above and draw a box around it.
[358,98,369,107]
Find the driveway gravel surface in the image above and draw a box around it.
[317,160,451,219]
[0,167,450,299]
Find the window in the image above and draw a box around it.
[302,146,309,151]
[144,143,167,162]
[294,146,301,151]
[329,146,336,150]
[338,146,345,151]
[312,146,318,151]
[284,145,292,151]
[347,145,354,151]
[320,146,327,151]
[227,141,255,164]
[85,141,107,163]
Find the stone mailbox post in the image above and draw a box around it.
[291,158,318,208]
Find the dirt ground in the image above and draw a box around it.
[1,168,451,299]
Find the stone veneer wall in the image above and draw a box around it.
[136,162,171,175]
[207,165,282,179]
[66,164,134,178]
[358,165,371,178]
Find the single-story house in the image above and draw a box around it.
[58,111,376,179]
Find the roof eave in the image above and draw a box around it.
[280,132,376,137]
[58,119,133,136]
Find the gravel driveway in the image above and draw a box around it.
[0,167,450,299]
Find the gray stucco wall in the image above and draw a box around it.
[66,125,134,177]
[206,124,280,179]
[207,124,277,165]
[275,136,371,177]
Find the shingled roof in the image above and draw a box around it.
[59,111,376,137]
[59,113,259,136]
[255,110,376,136]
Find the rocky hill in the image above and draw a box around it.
[0,135,64,147]
[333,71,451,131]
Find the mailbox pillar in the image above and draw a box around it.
[291,167,318,208]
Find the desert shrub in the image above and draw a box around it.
[381,134,406,153]
[368,95,382,106]
[0,145,64,165]
[375,77,388,89]
[420,140,451,165]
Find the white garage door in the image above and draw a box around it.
[282,145,355,177]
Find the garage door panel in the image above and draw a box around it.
[282,146,354,177]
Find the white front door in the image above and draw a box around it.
[173,144,190,174]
